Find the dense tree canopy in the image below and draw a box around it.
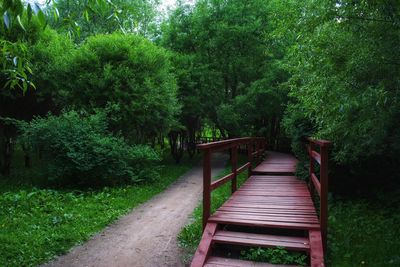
[1,0,399,180]
[161,0,289,148]
[279,0,400,166]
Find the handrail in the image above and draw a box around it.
[198,137,266,230]
[307,138,331,253]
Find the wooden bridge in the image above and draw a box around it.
[191,137,330,267]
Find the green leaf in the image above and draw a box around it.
[84,10,90,22]
[53,7,60,22]
[17,15,26,31]
[27,4,33,22]
[37,10,47,28]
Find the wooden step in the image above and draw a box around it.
[204,256,304,267]
[213,230,310,251]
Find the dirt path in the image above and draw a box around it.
[43,153,228,267]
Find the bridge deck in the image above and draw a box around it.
[191,149,326,267]
[209,175,320,230]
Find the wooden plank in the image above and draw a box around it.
[203,149,212,230]
[218,207,318,217]
[213,230,310,251]
[311,151,321,165]
[231,146,238,193]
[205,256,299,267]
[212,212,320,223]
[190,223,218,267]
[223,203,317,211]
[237,162,251,174]
[211,173,234,191]
[209,216,320,230]
[311,173,321,196]
[309,230,325,267]
[219,206,317,214]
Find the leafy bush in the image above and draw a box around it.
[60,33,179,143]
[18,110,160,186]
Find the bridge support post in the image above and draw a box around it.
[320,142,330,252]
[202,149,211,230]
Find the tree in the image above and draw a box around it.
[281,0,400,166]
[161,0,288,147]
[50,0,160,41]
[59,33,179,144]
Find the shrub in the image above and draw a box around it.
[18,110,160,186]
[61,33,179,143]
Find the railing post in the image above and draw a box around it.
[247,141,253,178]
[319,141,330,253]
[202,148,212,231]
[231,145,238,193]
[308,142,315,190]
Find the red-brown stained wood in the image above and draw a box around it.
[209,216,321,230]
[309,230,325,267]
[191,223,218,267]
[247,143,253,177]
[202,149,212,230]
[193,138,329,267]
[231,146,238,193]
[311,173,321,196]
[311,150,321,165]
[204,257,296,267]
[210,173,235,191]
[319,144,330,252]
[237,162,251,174]
[213,230,310,251]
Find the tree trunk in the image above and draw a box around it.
[168,130,185,164]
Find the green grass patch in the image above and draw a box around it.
[178,156,249,264]
[240,247,308,265]
[328,197,400,267]
[0,152,200,267]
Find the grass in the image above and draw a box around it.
[328,196,400,267]
[0,150,200,267]
[177,155,249,264]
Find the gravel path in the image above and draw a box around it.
[43,153,228,267]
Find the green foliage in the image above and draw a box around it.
[161,0,287,140]
[51,0,160,40]
[280,0,400,164]
[0,0,116,92]
[240,247,308,266]
[29,28,74,98]
[18,110,160,185]
[217,79,288,144]
[328,198,400,267]
[0,151,200,266]
[178,156,247,264]
[61,33,179,142]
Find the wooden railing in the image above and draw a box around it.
[197,137,266,230]
[307,138,331,252]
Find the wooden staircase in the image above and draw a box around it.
[190,138,330,267]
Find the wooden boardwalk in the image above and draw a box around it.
[191,138,329,267]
